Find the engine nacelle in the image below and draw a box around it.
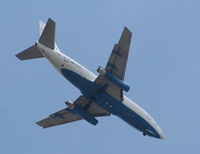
[65,101,98,125]
[97,67,130,92]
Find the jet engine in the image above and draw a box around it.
[65,101,98,125]
[97,67,130,92]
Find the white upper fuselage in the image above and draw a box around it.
[37,42,164,139]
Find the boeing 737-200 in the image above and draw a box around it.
[16,18,164,139]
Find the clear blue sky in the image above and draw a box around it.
[1,0,200,153]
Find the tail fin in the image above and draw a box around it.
[38,18,55,49]
[39,19,59,50]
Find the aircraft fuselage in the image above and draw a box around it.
[37,42,165,139]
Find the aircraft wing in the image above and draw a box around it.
[37,96,110,128]
[106,27,132,80]
[94,27,132,101]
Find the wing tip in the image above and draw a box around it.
[123,26,132,35]
[36,121,47,128]
[15,53,23,60]
[118,26,132,46]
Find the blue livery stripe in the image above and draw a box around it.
[61,68,162,138]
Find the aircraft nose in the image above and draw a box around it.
[157,128,165,139]
[159,132,165,139]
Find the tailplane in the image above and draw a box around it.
[16,18,56,61]
[16,44,44,60]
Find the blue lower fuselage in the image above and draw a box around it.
[61,68,161,138]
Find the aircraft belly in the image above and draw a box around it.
[60,68,160,138]
[96,93,161,138]
[97,94,145,130]
[61,68,99,94]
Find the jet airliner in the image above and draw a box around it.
[16,18,164,139]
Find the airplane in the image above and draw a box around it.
[16,18,165,139]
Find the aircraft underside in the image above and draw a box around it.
[61,68,161,138]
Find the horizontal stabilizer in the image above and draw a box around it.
[16,44,44,60]
[38,18,55,49]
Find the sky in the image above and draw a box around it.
[0,0,200,153]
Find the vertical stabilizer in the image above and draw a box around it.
[39,18,55,49]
